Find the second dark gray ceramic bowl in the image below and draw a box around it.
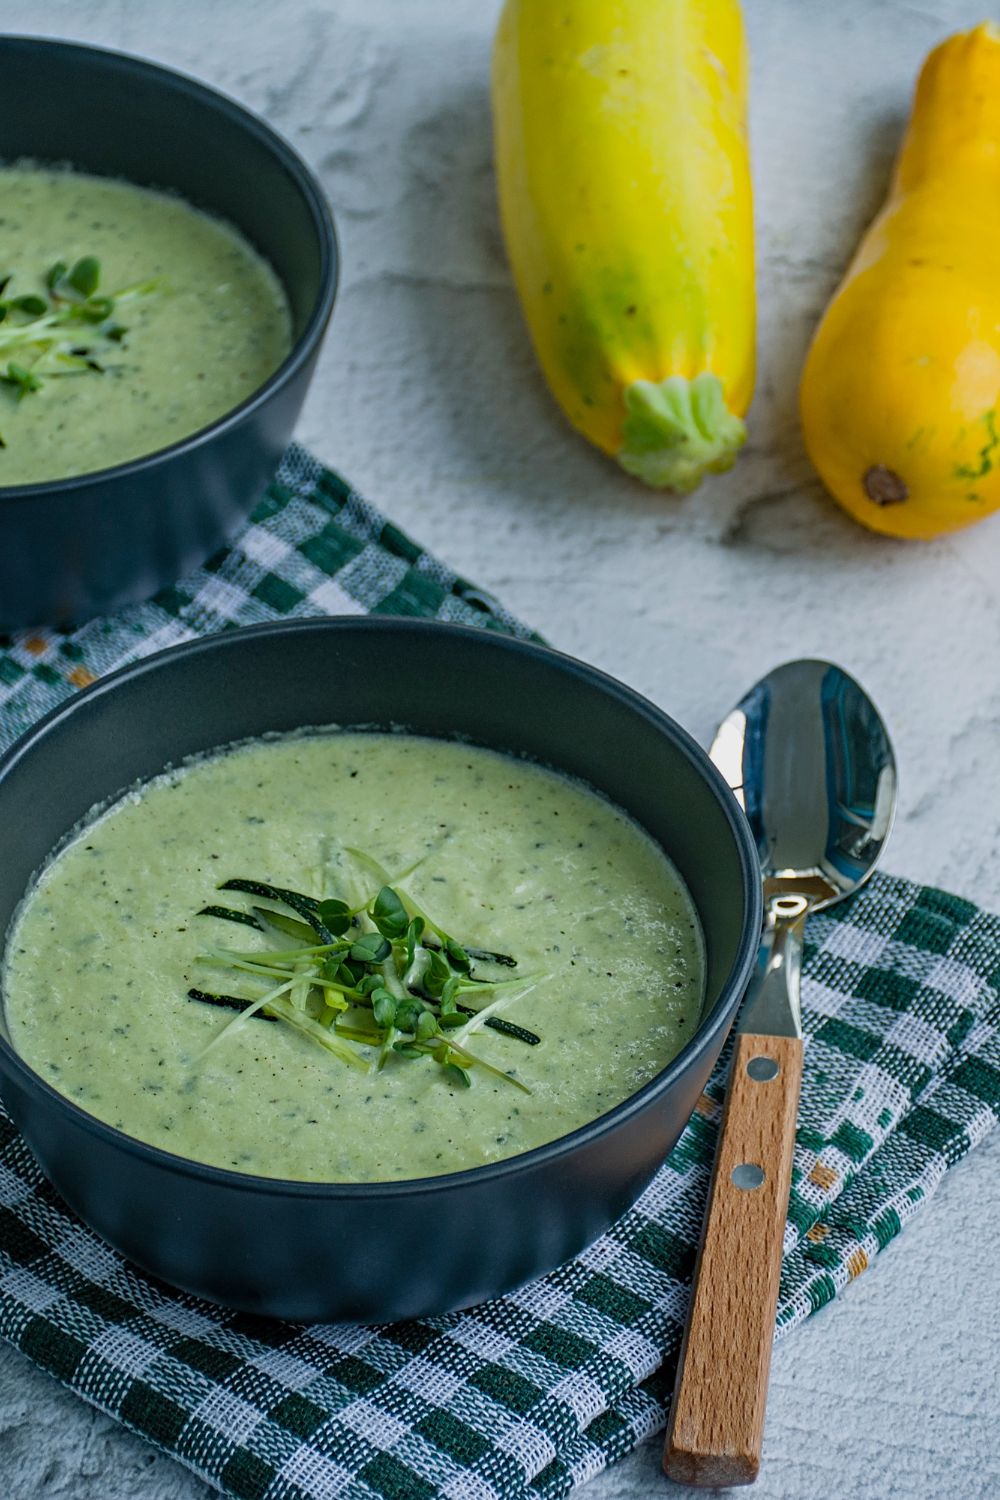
[0,37,337,629]
[0,620,761,1321]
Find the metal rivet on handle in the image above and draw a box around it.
[746,1055,780,1082]
[731,1163,766,1190]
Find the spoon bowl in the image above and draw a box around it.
[710,657,897,916]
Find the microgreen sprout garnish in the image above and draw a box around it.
[188,861,540,1091]
[0,255,161,444]
[345,846,517,967]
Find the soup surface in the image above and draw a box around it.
[0,166,291,483]
[3,732,705,1182]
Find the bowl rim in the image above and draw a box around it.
[0,617,763,1198]
[0,33,338,503]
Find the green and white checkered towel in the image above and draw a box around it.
[0,446,998,1500]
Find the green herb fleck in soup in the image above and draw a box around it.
[2,732,705,1183]
[0,166,291,483]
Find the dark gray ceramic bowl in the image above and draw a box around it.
[0,619,761,1321]
[0,37,337,629]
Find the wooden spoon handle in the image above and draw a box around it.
[663,1031,804,1487]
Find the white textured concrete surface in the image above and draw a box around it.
[1,2,999,1497]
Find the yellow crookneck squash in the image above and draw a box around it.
[801,23,1000,539]
[491,0,755,494]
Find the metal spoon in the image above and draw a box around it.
[663,659,897,1488]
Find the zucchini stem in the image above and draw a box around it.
[618,372,746,493]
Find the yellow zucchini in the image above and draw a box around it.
[800,23,1000,538]
[491,0,755,492]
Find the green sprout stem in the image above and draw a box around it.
[265,998,371,1072]
[197,950,357,1002]
[194,977,298,1062]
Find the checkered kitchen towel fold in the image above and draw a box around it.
[0,446,998,1500]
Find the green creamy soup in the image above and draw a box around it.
[0,166,291,483]
[3,733,705,1182]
